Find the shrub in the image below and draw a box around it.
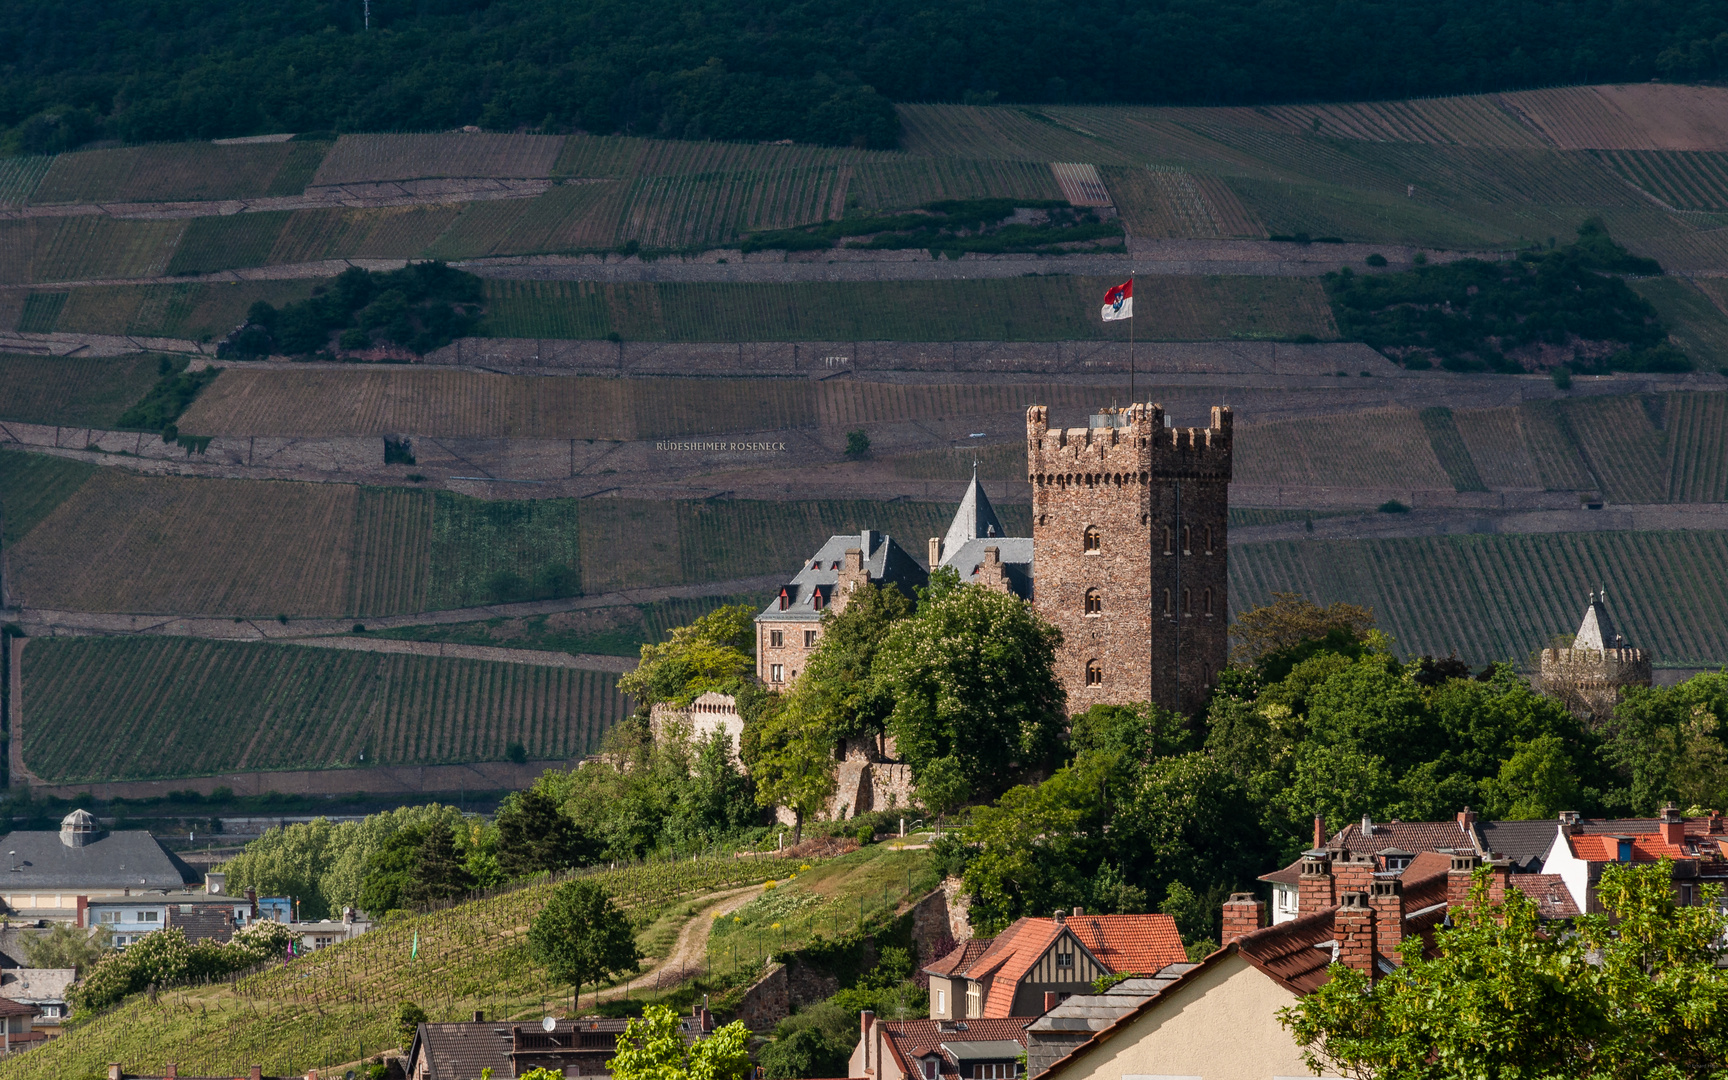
[1552,366,1573,389]
[1365,253,1388,267]
[845,430,870,458]
[1378,500,1411,514]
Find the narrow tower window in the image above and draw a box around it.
[1163,589,1172,616]
[1183,588,1192,615]
[1204,525,1214,553]
[1085,660,1103,686]
[1182,525,1192,554]
[1163,527,1173,555]
[1084,589,1102,615]
[1203,587,1213,616]
[1083,526,1101,553]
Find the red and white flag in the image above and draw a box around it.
[1101,279,1133,321]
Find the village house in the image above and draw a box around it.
[0,967,74,1034]
[1022,968,1196,1076]
[1260,805,1721,923]
[406,1006,716,1080]
[0,811,203,923]
[851,1013,1034,1080]
[923,910,1187,1021]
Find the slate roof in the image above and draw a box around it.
[943,538,1035,599]
[0,828,201,890]
[1475,820,1562,869]
[170,904,239,942]
[1509,873,1583,918]
[1574,594,1620,649]
[407,1021,514,1080]
[0,968,74,1003]
[940,472,1008,561]
[876,1018,1034,1079]
[757,531,927,623]
[1023,966,1197,1034]
[1327,819,1479,860]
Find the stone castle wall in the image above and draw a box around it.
[1028,403,1232,714]
[1539,647,1652,722]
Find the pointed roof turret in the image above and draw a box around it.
[939,467,1005,566]
[1573,589,1621,650]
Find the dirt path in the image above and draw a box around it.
[604,885,764,1000]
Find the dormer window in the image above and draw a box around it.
[778,589,791,611]
[1617,839,1633,862]
[830,561,841,570]
[924,1059,939,1080]
[812,591,824,611]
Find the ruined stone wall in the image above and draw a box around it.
[1028,403,1231,714]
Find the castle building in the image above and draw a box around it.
[929,469,1034,599]
[1538,591,1652,723]
[1028,403,1233,714]
[754,529,926,686]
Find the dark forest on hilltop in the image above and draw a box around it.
[5,0,1728,151]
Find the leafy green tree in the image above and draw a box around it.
[495,785,599,878]
[1281,861,1728,1078]
[359,824,430,917]
[528,880,641,1012]
[759,1000,864,1080]
[667,730,761,843]
[609,1003,752,1080]
[1228,592,1375,667]
[1606,672,1728,814]
[22,922,112,972]
[878,569,1065,802]
[1479,734,1583,819]
[619,604,755,711]
[396,1002,428,1049]
[402,818,477,909]
[746,687,837,843]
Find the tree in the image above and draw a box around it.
[619,604,755,711]
[1229,592,1375,667]
[746,688,837,844]
[396,1002,428,1049]
[609,1003,752,1080]
[759,1001,865,1080]
[402,819,477,909]
[528,880,641,1013]
[22,922,112,972]
[1281,862,1728,1079]
[495,785,598,879]
[359,824,429,916]
[878,569,1065,803]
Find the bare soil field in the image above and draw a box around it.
[1501,84,1728,151]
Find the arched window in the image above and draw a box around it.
[1162,527,1173,555]
[1084,589,1102,615]
[1085,659,1103,686]
[1203,587,1214,616]
[1163,588,1172,616]
[1083,526,1101,553]
[1183,587,1192,615]
[1182,525,1192,554]
[1204,525,1214,553]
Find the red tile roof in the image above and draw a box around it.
[875,1018,1035,1078]
[1568,833,1690,863]
[1508,873,1582,918]
[938,915,1185,1018]
[924,937,995,978]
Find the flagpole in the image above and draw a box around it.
[1128,275,1135,407]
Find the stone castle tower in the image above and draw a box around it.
[1027,402,1233,714]
[1538,591,1652,724]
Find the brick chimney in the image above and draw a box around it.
[1711,811,1724,835]
[1661,803,1684,845]
[1298,849,1334,915]
[1333,851,1374,897]
[1368,877,1403,958]
[1043,991,1057,1011]
[1313,815,1326,850]
[1485,858,1512,905]
[251,1066,264,1080]
[1221,892,1265,944]
[1456,806,1477,842]
[164,1067,177,1080]
[930,538,942,566]
[107,1066,122,1080]
[1333,892,1376,979]
[860,1010,874,1074]
[1559,810,1582,834]
[1447,850,1481,909]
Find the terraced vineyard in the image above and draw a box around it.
[0,448,96,546]
[0,216,184,285]
[478,276,1335,342]
[16,279,315,338]
[1233,408,1453,490]
[0,353,164,428]
[28,140,330,204]
[373,591,767,656]
[1231,530,1728,666]
[19,636,628,783]
[309,132,566,185]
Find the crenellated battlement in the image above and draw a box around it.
[1025,403,1232,483]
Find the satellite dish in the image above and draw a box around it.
[543,1016,557,1033]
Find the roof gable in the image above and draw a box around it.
[941,473,1009,561]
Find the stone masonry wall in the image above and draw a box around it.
[1028,403,1232,714]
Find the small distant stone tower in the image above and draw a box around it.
[1027,402,1232,715]
[1539,591,1652,724]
